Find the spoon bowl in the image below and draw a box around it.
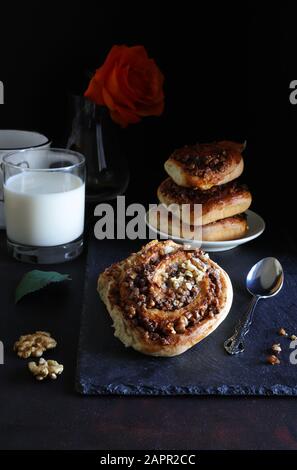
[247,257,284,298]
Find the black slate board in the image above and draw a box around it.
[76,228,297,395]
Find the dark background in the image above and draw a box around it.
[0,3,296,226]
[1,3,297,451]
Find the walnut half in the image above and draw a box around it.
[28,358,64,381]
[14,331,57,359]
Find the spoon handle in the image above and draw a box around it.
[224,296,259,355]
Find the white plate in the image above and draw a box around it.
[146,209,265,252]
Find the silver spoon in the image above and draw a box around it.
[224,257,284,355]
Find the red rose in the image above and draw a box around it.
[84,45,164,127]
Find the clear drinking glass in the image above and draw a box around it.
[2,148,85,264]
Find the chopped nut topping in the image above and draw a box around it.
[291,335,297,340]
[191,311,202,322]
[28,358,64,381]
[168,259,204,297]
[267,355,280,365]
[279,328,288,337]
[14,331,57,359]
[163,322,176,335]
[163,245,175,255]
[175,316,189,334]
[271,343,282,354]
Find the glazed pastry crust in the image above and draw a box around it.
[148,210,248,241]
[98,240,233,357]
[164,141,244,190]
[157,177,252,225]
[199,214,247,241]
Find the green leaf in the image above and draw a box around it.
[15,270,71,303]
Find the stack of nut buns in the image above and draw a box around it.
[157,141,252,241]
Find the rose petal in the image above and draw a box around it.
[85,45,125,104]
[119,45,149,66]
[136,99,164,117]
[105,65,137,109]
[102,86,141,127]
[110,107,141,127]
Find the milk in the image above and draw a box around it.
[4,172,85,246]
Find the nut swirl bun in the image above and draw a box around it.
[98,240,233,357]
[157,177,252,226]
[164,140,244,189]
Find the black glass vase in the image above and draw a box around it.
[66,95,129,202]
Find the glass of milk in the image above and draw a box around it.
[2,148,85,264]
